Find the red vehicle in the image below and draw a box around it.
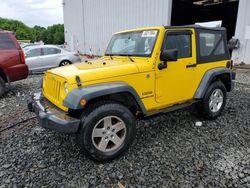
[0,31,28,96]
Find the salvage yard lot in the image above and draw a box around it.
[0,70,250,187]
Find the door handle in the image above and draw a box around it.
[186,64,196,68]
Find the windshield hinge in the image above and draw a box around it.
[75,76,82,87]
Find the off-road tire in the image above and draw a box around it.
[0,77,6,97]
[196,81,227,119]
[77,101,136,162]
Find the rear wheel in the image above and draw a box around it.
[59,60,71,66]
[0,77,6,97]
[196,81,227,119]
[77,102,136,162]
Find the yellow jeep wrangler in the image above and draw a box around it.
[28,25,235,162]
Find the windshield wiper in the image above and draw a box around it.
[105,54,134,62]
[105,54,114,60]
[127,55,134,62]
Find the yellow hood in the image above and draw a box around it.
[47,59,139,84]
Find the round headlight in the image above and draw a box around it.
[64,82,68,93]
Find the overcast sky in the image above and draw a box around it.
[0,0,63,28]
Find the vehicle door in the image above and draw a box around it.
[0,33,20,80]
[155,29,198,106]
[40,47,61,70]
[25,48,42,71]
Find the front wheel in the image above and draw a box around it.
[59,60,71,66]
[196,81,227,119]
[77,102,136,162]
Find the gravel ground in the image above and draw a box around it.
[0,70,250,187]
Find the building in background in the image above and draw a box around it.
[63,0,250,64]
[62,0,172,55]
[231,0,250,65]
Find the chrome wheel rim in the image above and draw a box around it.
[209,89,223,113]
[61,61,70,66]
[91,116,126,152]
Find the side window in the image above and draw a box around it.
[43,48,60,55]
[199,32,225,57]
[0,34,16,49]
[26,48,41,58]
[163,33,191,58]
[55,48,61,54]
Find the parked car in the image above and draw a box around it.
[0,31,28,97]
[24,45,81,73]
[28,25,235,162]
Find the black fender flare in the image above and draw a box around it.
[63,82,147,114]
[194,68,233,99]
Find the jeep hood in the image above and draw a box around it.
[47,59,139,84]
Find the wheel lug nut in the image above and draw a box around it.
[107,127,110,130]
[111,135,114,139]
[105,136,108,139]
[112,129,115,132]
[102,131,106,135]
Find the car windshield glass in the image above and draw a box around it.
[23,46,32,52]
[105,30,158,57]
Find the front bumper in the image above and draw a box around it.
[27,92,80,133]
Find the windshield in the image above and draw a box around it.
[105,30,158,57]
[23,46,32,52]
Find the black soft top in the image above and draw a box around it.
[164,24,229,64]
[164,25,227,31]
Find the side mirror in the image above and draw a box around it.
[228,38,240,50]
[160,49,178,62]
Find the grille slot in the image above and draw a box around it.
[45,76,61,102]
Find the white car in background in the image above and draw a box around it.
[24,45,81,73]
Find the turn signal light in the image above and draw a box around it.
[80,99,87,106]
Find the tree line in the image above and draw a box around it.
[0,18,64,44]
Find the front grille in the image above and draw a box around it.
[44,74,62,102]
